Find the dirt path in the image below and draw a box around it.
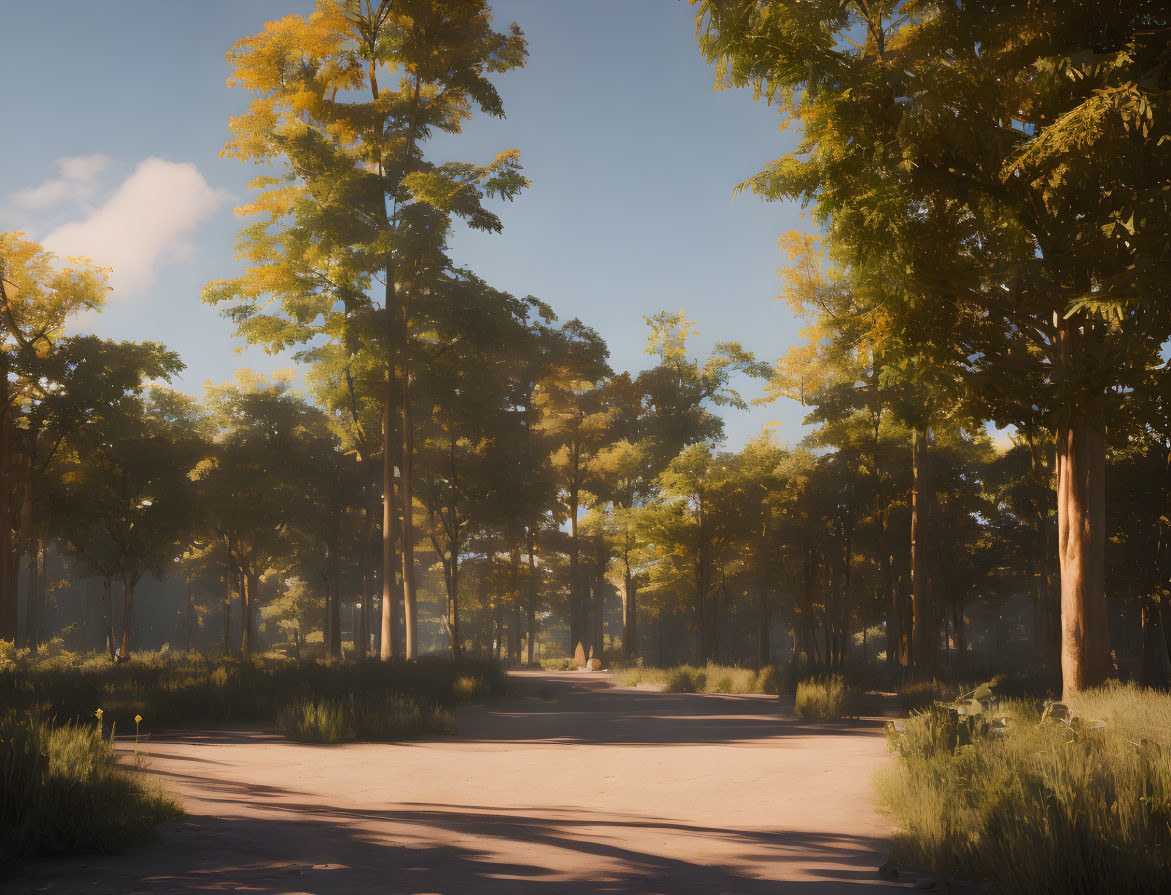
[11,672,907,894]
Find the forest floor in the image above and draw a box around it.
[10,671,908,894]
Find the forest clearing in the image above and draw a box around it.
[3,1,1170,893]
[10,672,905,895]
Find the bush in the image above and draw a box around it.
[795,675,860,720]
[0,651,506,737]
[898,680,951,714]
[877,682,1171,894]
[539,657,575,671]
[617,663,791,695]
[0,711,180,857]
[276,695,456,744]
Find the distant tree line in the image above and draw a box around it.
[3,1,1169,699]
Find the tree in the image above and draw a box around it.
[197,372,335,658]
[0,233,107,640]
[55,387,205,656]
[695,1,1171,692]
[207,0,529,660]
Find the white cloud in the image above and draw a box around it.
[11,154,112,210]
[58,154,111,183]
[43,158,228,297]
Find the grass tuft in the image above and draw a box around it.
[0,711,181,857]
[877,682,1171,894]
[617,663,792,695]
[795,675,860,720]
[276,695,456,744]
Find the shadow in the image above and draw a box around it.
[453,676,888,747]
[11,673,903,894]
[12,803,905,895]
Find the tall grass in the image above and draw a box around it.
[0,711,181,857]
[877,682,1171,894]
[0,649,507,735]
[795,675,861,720]
[276,695,456,744]
[617,663,791,695]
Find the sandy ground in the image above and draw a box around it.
[9,671,909,895]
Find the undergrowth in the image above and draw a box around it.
[276,695,456,743]
[795,675,861,720]
[878,681,1171,894]
[0,710,181,857]
[617,663,791,695]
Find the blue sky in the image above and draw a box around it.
[1,0,812,449]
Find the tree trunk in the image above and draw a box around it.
[184,574,192,652]
[102,577,114,660]
[25,540,41,651]
[1140,599,1168,688]
[910,428,934,678]
[757,588,769,668]
[568,477,581,656]
[120,580,134,657]
[400,368,417,658]
[381,399,400,659]
[0,349,12,642]
[526,526,537,665]
[358,512,370,659]
[223,566,233,654]
[241,569,258,659]
[1056,409,1110,692]
[508,541,521,662]
[622,562,638,661]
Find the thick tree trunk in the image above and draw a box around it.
[910,429,934,678]
[120,580,134,657]
[1057,407,1110,693]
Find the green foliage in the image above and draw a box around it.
[0,711,180,857]
[877,683,1171,894]
[0,650,506,735]
[795,675,860,720]
[617,663,790,695]
[276,695,455,744]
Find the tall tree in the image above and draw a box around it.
[696,0,1171,692]
[0,233,106,640]
[208,0,528,660]
[55,387,204,656]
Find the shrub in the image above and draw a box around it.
[619,663,790,695]
[0,652,506,737]
[877,682,1171,894]
[756,664,792,696]
[898,680,950,714]
[0,711,180,857]
[795,675,860,720]
[665,665,704,692]
[539,657,575,671]
[276,695,456,744]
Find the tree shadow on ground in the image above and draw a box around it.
[454,681,888,746]
[14,803,903,895]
